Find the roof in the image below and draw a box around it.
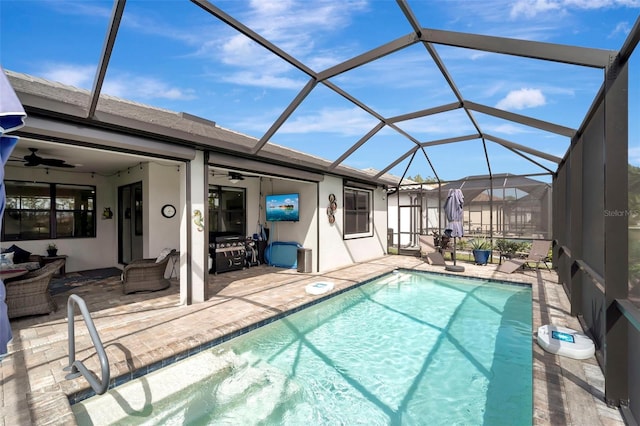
[7,70,402,186]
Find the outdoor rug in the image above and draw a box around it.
[49,267,122,295]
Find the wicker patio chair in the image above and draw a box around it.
[122,249,176,294]
[5,258,65,319]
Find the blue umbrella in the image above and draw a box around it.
[443,188,464,269]
[0,66,26,357]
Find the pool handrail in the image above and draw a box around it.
[63,294,110,395]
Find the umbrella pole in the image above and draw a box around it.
[445,236,465,272]
[453,237,457,265]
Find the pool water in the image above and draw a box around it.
[73,270,532,425]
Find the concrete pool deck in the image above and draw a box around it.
[1,255,625,425]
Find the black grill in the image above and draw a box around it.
[209,233,245,274]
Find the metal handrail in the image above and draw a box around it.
[63,294,110,395]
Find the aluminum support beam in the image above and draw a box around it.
[420,28,615,68]
[329,122,385,170]
[88,0,126,119]
[387,102,461,123]
[603,50,629,409]
[420,134,479,148]
[484,133,562,163]
[465,101,576,137]
[251,78,317,154]
[374,146,419,178]
[191,0,315,77]
[317,33,418,81]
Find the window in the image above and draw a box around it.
[344,187,372,238]
[2,181,96,240]
[208,186,246,235]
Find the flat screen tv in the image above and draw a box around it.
[265,193,299,222]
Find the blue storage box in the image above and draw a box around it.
[265,241,301,268]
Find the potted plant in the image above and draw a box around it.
[46,243,58,257]
[469,238,492,265]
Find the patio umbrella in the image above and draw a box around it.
[443,188,465,272]
[0,66,27,356]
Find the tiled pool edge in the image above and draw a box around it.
[67,270,392,404]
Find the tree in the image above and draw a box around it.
[408,174,437,183]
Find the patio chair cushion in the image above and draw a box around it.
[0,252,14,265]
[156,247,173,263]
[0,251,42,272]
[3,244,31,263]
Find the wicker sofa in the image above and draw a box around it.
[122,249,176,294]
[5,258,65,319]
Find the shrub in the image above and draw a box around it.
[469,238,491,250]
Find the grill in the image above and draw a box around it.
[209,234,245,274]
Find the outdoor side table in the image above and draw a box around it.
[42,255,68,277]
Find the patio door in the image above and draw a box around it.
[118,182,143,264]
[398,203,422,253]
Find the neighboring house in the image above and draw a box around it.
[387,174,552,250]
[3,71,399,304]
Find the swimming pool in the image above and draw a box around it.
[73,270,532,425]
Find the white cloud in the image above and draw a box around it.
[40,63,195,101]
[103,76,196,101]
[279,107,378,135]
[510,0,562,18]
[488,123,536,135]
[195,0,369,90]
[510,0,640,18]
[610,21,632,37]
[496,88,546,110]
[221,71,303,90]
[41,64,95,89]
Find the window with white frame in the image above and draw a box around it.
[344,186,372,238]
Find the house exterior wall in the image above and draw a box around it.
[317,176,388,272]
[3,150,388,283]
[146,162,181,259]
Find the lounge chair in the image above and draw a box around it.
[419,234,446,266]
[122,248,176,294]
[497,240,552,273]
[5,259,65,319]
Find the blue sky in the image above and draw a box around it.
[1,0,639,182]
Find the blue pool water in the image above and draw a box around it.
[74,270,532,425]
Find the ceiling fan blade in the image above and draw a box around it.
[21,148,75,168]
[40,157,74,168]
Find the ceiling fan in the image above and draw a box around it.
[21,148,75,168]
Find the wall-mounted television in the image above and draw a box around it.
[265,193,299,222]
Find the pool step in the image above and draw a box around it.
[71,348,301,425]
[71,349,245,425]
[378,271,412,286]
[210,353,302,423]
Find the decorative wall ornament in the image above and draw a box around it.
[327,193,337,224]
[102,207,113,219]
[193,210,204,232]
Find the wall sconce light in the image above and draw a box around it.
[103,207,113,219]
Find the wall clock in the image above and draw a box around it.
[161,204,176,218]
